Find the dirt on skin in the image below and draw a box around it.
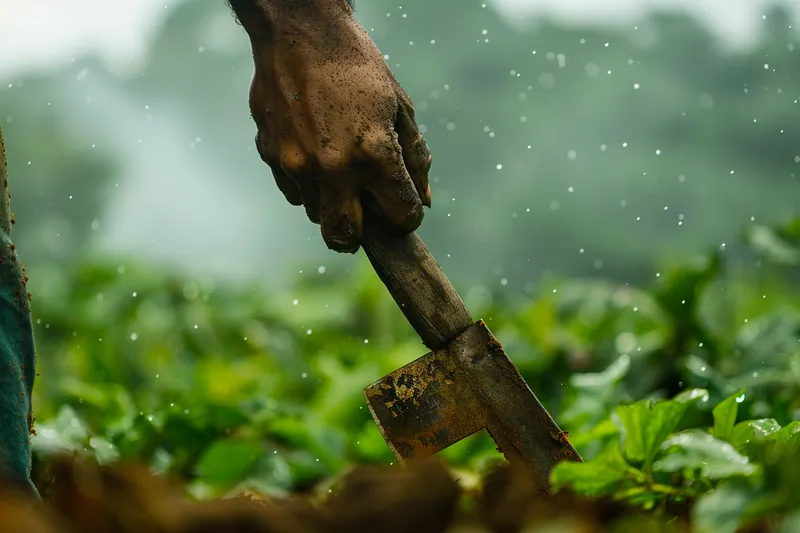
[228,0,432,255]
[0,456,712,533]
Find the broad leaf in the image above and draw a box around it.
[569,418,620,454]
[240,453,295,498]
[196,439,264,487]
[693,483,753,533]
[550,444,634,496]
[570,354,631,390]
[713,389,745,441]
[655,430,755,479]
[730,419,782,450]
[770,422,800,447]
[615,389,708,465]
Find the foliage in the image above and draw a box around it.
[27,215,800,531]
[552,385,800,533]
[545,217,800,531]
[3,1,799,529]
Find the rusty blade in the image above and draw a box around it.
[363,347,485,461]
[364,321,581,488]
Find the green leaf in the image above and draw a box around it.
[202,404,250,431]
[730,419,782,450]
[655,430,756,479]
[713,389,745,441]
[771,422,800,447]
[673,388,712,403]
[570,354,631,390]
[729,419,800,462]
[693,483,753,533]
[240,453,295,498]
[615,389,708,466]
[195,439,264,487]
[550,444,635,496]
[561,355,631,452]
[685,355,729,392]
[569,418,620,454]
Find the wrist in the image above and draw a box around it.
[228,0,353,33]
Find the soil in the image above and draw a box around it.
[0,456,755,533]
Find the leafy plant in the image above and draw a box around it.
[28,216,800,532]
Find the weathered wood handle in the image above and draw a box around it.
[361,219,473,350]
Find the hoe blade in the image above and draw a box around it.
[364,347,485,461]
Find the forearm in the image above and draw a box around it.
[0,128,39,498]
[227,0,354,38]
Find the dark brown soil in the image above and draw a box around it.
[0,456,725,533]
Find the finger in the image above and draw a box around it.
[255,134,303,206]
[395,100,432,207]
[319,178,364,254]
[279,141,320,223]
[272,166,304,207]
[293,172,321,224]
[363,133,424,233]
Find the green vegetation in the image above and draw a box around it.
[1,0,798,530]
[28,215,800,531]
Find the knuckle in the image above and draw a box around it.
[279,143,310,174]
[361,131,401,166]
[316,148,350,173]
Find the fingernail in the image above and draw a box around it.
[423,185,432,207]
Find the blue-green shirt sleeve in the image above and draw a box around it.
[0,127,39,498]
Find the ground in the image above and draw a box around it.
[1,455,763,533]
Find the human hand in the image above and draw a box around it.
[229,0,432,253]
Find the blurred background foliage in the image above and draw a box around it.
[0,0,797,514]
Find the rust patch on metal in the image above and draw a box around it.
[364,321,582,485]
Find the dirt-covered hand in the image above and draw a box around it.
[229,0,432,253]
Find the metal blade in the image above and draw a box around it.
[363,347,485,461]
[364,321,582,487]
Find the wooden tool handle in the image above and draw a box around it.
[361,218,473,350]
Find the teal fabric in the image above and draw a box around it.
[0,128,39,498]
